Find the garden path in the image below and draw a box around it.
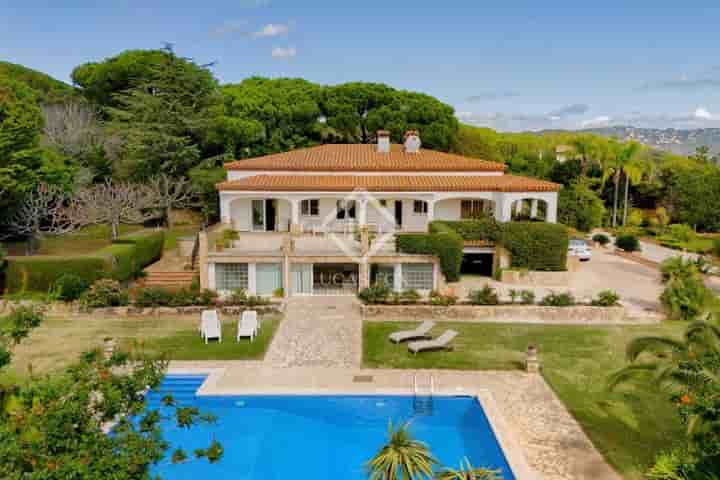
[264,295,362,368]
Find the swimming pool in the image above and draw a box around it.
[146,375,516,479]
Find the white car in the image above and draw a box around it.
[568,239,592,261]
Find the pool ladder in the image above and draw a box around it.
[412,374,434,416]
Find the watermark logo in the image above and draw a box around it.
[318,188,398,263]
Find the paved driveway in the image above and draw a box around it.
[455,248,663,315]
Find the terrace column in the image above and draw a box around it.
[496,195,513,222]
[393,264,403,292]
[427,200,435,223]
[546,194,558,223]
[290,199,301,234]
[515,199,524,215]
[530,199,539,219]
[358,199,368,226]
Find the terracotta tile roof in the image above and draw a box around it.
[224,144,506,172]
[217,174,560,192]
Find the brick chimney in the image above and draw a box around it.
[376,130,390,153]
[403,130,421,153]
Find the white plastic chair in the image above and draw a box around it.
[237,313,259,342]
[201,310,222,344]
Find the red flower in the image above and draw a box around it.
[680,394,692,405]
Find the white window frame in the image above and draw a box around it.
[301,199,320,217]
[413,200,428,215]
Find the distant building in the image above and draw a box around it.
[555,145,574,163]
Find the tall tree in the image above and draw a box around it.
[70,180,161,239]
[148,173,200,228]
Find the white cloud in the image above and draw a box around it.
[252,23,289,38]
[581,116,612,128]
[271,47,297,58]
[694,106,716,120]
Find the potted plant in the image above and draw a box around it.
[215,238,225,252]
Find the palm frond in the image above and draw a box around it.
[625,336,687,362]
[607,363,660,391]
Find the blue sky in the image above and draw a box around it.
[2,0,720,131]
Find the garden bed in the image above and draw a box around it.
[360,303,642,324]
[0,299,285,317]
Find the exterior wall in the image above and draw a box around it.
[219,190,560,233]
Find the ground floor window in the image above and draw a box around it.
[401,264,434,290]
[313,263,358,295]
[256,263,282,295]
[216,263,248,291]
[413,200,428,215]
[370,264,395,288]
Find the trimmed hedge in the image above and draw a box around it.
[5,256,110,293]
[113,231,164,268]
[96,244,137,282]
[397,223,464,281]
[501,222,568,271]
[431,218,501,242]
[5,230,166,293]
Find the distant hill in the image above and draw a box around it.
[0,61,76,103]
[579,126,720,156]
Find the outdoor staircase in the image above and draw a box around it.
[141,271,197,289]
[144,375,205,409]
[412,373,434,416]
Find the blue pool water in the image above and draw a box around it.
[146,375,516,479]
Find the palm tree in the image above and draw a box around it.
[367,420,437,480]
[608,317,720,434]
[600,140,622,228]
[618,142,646,225]
[570,135,597,175]
[434,458,502,480]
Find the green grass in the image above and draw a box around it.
[657,235,715,254]
[137,316,281,361]
[363,321,687,480]
[163,226,200,251]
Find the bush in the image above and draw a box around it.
[540,291,575,307]
[400,289,421,304]
[357,283,391,304]
[53,274,89,301]
[245,295,270,307]
[667,224,697,243]
[81,279,129,308]
[659,257,709,321]
[501,222,569,271]
[468,285,499,305]
[134,287,174,307]
[592,233,610,246]
[615,234,640,252]
[429,290,457,306]
[5,256,110,294]
[591,290,620,307]
[519,290,536,305]
[2,306,44,344]
[713,238,720,257]
[397,224,464,281]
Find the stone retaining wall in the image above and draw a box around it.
[360,304,650,324]
[0,299,284,317]
[499,269,571,286]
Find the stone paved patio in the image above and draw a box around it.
[169,362,622,480]
[264,296,362,367]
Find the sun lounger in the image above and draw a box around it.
[200,310,222,344]
[237,311,259,342]
[408,330,458,355]
[389,321,435,343]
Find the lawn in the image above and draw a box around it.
[6,313,282,376]
[363,321,687,480]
